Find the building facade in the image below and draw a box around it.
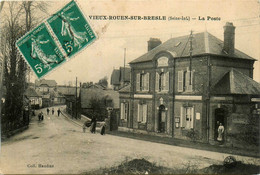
[119,23,260,148]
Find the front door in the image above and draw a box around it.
[159,105,166,133]
[215,108,225,141]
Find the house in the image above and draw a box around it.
[119,22,260,148]
[25,87,42,109]
[111,67,131,90]
[35,79,57,93]
[81,87,119,120]
[60,85,80,117]
[49,89,66,105]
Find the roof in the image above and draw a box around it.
[57,86,79,96]
[50,89,64,98]
[130,32,255,64]
[111,69,120,85]
[120,67,131,82]
[119,84,131,93]
[111,67,131,85]
[212,69,260,95]
[81,89,119,109]
[35,79,57,87]
[25,87,40,97]
[87,84,106,89]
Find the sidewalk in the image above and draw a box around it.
[61,111,260,158]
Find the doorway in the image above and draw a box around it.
[158,105,166,133]
[214,108,226,141]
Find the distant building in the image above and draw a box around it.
[25,87,42,109]
[119,22,260,149]
[111,67,131,90]
[80,87,119,120]
[35,79,57,93]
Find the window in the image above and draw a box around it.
[177,71,184,92]
[138,104,147,123]
[136,72,149,91]
[120,102,129,120]
[180,106,194,129]
[156,71,169,92]
[178,68,194,92]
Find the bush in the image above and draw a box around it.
[185,129,199,142]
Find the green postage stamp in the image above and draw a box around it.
[16,23,65,78]
[16,1,97,79]
[47,1,96,58]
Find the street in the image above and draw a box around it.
[1,106,259,174]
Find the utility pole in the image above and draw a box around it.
[75,77,77,119]
[123,48,126,84]
[189,30,193,85]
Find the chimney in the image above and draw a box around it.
[147,38,161,51]
[223,22,235,55]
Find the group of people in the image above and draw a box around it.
[38,108,61,121]
[46,108,61,116]
[82,116,106,135]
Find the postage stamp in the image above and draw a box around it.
[16,23,65,79]
[47,0,97,58]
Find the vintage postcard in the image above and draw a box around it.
[0,0,260,174]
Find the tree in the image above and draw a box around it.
[0,2,48,130]
[82,82,93,88]
[98,76,108,88]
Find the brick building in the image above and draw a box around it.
[119,22,260,148]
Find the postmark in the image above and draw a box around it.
[16,23,65,79]
[47,1,96,58]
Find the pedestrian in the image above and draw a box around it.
[47,108,50,115]
[38,112,41,121]
[57,108,61,116]
[82,124,86,133]
[100,122,106,135]
[217,123,224,143]
[52,108,54,115]
[90,116,97,133]
[41,112,44,120]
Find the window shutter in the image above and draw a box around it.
[185,70,190,91]
[191,107,194,129]
[155,72,159,92]
[146,73,150,91]
[136,73,140,91]
[191,71,194,91]
[165,72,169,91]
[120,103,124,119]
[178,71,183,92]
[143,104,147,123]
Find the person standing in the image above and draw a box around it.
[52,108,54,115]
[82,124,86,133]
[217,123,225,143]
[38,112,42,121]
[57,108,61,116]
[90,116,97,133]
[100,122,106,135]
[47,108,50,115]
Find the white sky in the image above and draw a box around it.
[2,0,260,85]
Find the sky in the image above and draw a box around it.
[2,0,260,86]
